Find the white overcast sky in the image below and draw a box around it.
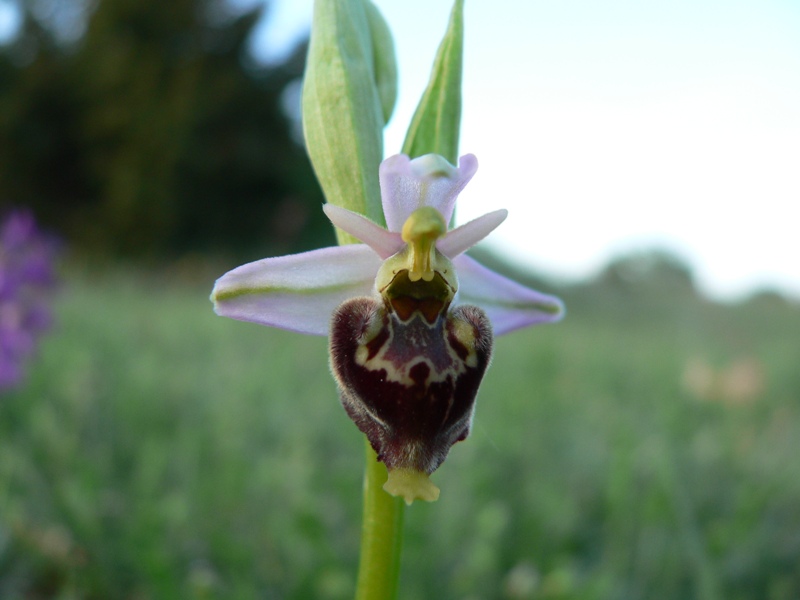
[5,0,797,300]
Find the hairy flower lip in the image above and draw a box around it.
[330,296,493,480]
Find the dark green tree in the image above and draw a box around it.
[0,0,333,258]
[0,9,84,226]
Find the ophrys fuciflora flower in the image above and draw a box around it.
[212,153,563,503]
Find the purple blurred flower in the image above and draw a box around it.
[0,210,59,392]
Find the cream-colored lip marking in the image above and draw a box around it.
[355,315,476,388]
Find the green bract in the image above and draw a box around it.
[402,0,464,164]
[302,0,397,240]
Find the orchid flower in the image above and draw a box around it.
[212,153,563,503]
[0,210,59,392]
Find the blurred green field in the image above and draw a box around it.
[1,261,799,599]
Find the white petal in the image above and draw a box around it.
[322,204,403,259]
[453,255,564,336]
[380,153,478,231]
[211,245,381,335]
[437,209,508,258]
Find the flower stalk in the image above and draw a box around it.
[355,439,405,600]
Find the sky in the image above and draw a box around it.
[0,2,21,41]
[245,0,800,301]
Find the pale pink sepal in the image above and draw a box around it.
[322,204,403,259]
[211,245,382,335]
[437,209,508,258]
[380,154,479,232]
[453,255,565,336]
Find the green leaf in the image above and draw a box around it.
[365,1,398,125]
[302,0,387,236]
[401,0,464,164]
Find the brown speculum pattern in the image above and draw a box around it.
[330,284,493,475]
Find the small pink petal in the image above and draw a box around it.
[437,209,508,258]
[380,154,479,231]
[211,245,381,335]
[322,204,403,259]
[453,255,564,336]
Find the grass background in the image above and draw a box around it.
[1,258,799,599]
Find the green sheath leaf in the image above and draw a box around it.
[302,0,387,236]
[365,1,398,125]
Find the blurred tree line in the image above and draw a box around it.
[0,0,334,259]
[475,246,710,320]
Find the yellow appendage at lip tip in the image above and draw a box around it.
[383,468,441,505]
[401,207,447,283]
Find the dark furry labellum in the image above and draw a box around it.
[210,153,566,503]
[330,296,493,478]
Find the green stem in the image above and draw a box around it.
[354,438,405,600]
